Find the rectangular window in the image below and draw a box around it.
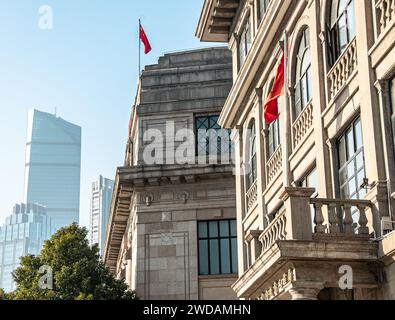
[301,167,318,230]
[238,19,251,70]
[198,220,238,275]
[337,117,365,226]
[258,0,270,24]
[268,118,281,158]
[195,115,232,158]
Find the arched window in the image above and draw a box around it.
[258,0,270,24]
[247,120,257,189]
[294,28,312,120]
[328,0,355,65]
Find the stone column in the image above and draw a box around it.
[355,1,390,234]
[232,126,248,274]
[280,187,316,240]
[289,281,324,300]
[245,230,262,264]
[229,34,239,82]
[375,79,395,219]
[309,0,334,199]
[355,0,387,184]
[255,88,268,230]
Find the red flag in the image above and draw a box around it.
[264,53,285,124]
[139,23,152,54]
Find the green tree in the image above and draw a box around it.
[9,223,136,300]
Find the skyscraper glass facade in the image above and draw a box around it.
[89,176,114,255]
[24,110,81,233]
[0,203,51,292]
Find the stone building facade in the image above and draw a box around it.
[197,0,395,299]
[104,48,238,300]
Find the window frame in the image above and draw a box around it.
[238,17,252,70]
[337,117,366,201]
[293,28,312,121]
[257,0,270,25]
[195,115,232,158]
[327,0,356,66]
[247,120,257,189]
[197,220,238,276]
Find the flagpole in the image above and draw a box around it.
[282,31,290,188]
[138,19,141,78]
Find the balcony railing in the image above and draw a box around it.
[292,102,313,149]
[266,146,282,185]
[249,188,374,265]
[310,198,371,236]
[327,37,357,101]
[376,0,395,35]
[259,208,287,252]
[246,180,258,213]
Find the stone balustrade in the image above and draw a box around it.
[259,208,287,252]
[246,180,258,213]
[310,198,372,236]
[376,0,395,35]
[292,102,313,149]
[249,188,375,264]
[266,146,282,185]
[327,38,357,101]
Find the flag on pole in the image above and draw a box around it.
[263,53,285,124]
[139,21,152,54]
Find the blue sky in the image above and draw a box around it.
[0,0,214,227]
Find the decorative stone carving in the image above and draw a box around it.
[144,193,154,206]
[258,268,295,300]
[176,191,190,204]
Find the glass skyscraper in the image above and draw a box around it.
[24,109,82,233]
[89,175,114,255]
[0,203,51,292]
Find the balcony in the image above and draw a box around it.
[266,146,282,185]
[375,0,395,35]
[246,180,258,213]
[292,102,313,149]
[327,38,358,102]
[233,187,380,300]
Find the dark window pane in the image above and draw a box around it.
[209,221,218,237]
[346,127,355,157]
[338,136,347,167]
[220,239,231,274]
[198,222,207,238]
[339,168,348,185]
[209,239,220,274]
[294,82,301,118]
[230,220,237,236]
[301,74,309,108]
[306,67,312,101]
[199,240,209,275]
[220,220,229,237]
[231,238,238,273]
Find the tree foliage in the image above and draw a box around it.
[1,223,136,300]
